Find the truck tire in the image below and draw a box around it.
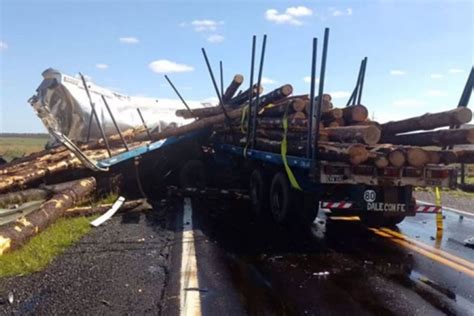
[249,169,269,217]
[360,214,406,227]
[299,193,319,226]
[270,172,305,225]
[179,160,207,189]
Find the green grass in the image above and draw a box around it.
[0,216,94,278]
[0,136,48,162]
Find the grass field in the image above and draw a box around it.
[0,135,49,162]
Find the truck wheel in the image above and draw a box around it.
[270,172,302,225]
[360,214,406,227]
[179,160,207,189]
[249,169,269,217]
[299,194,319,226]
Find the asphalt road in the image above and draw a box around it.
[182,196,474,315]
[0,196,473,315]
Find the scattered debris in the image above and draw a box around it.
[464,237,474,248]
[90,196,126,227]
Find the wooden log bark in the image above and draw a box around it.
[64,199,144,217]
[406,148,429,168]
[342,105,369,123]
[253,138,368,165]
[380,128,474,147]
[152,107,244,141]
[0,177,96,255]
[368,152,390,168]
[259,99,306,117]
[227,84,263,107]
[0,189,50,208]
[381,107,472,135]
[321,108,343,122]
[222,74,244,103]
[323,125,381,145]
[304,98,332,114]
[176,106,229,119]
[257,84,293,109]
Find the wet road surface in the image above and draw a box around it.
[0,196,472,315]
[182,197,474,315]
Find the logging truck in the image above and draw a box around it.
[177,138,457,227]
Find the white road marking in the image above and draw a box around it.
[416,200,474,218]
[180,198,202,316]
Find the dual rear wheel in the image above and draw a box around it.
[250,170,318,227]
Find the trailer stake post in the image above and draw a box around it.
[137,108,153,141]
[79,73,111,157]
[201,48,234,132]
[164,75,196,119]
[313,28,330,177]
[219,61,224,98]
[247,36,257,146]
[307,37,318,159]
[356,57,368,105]
[252,34,267,147]
[101,95,129,151]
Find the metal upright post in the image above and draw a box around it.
[346,59,364,107]
[164,75,196,118]
[101,95,129,151]
[79,73,111,157]
[314,28,330,165]
[137,108,153,141]
[201,48,232,124]
[247,36,257,145]
[251,34,267,147]
[307,37,318,159]
[220,61,224,98]
[356,57,368,105]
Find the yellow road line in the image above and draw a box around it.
[379,227,474,270]
[328,216,361,221]
[180,198,202,316]
[370,228,474,278]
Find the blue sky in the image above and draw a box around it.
[0,0,472,132]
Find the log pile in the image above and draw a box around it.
[172,74,473,169]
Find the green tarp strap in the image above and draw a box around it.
[281,112,302,190]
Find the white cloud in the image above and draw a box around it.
[329,91,351,99]
[0,41,7,51]
[95,63,108,70]
[303,76,320,83]
[425,90,448,97]
[191,19,223,32]
[449,68,464,74]
[265,6,313,25]
[393,99,426,107]
[390,70,406,76]
[430,74,444,79]
[119,37,139,44]
[260,77,277,85]
[207,34,225,43]
[332,8,353,17]
[286,6,313,17]
[149,59,194,74]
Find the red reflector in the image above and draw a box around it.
[427,169,449,179]
[403,168,423,177]
[380,167,400,177]
[353,165,374,175]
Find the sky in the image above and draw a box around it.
[0,0,473,133]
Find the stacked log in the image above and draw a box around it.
[180,74,473,170]
[0,177,96,254]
